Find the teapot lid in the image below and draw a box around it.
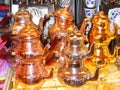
[68,31,84,41]
[92,11,110,30]
[14,8,32,23]
[53,7,74,20]
[18,22,40,39]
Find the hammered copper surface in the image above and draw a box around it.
[15,56,47,86]
[48,7,76,41]
[57,31,96,87]
[84,11,117,76]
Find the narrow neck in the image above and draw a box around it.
[66,40,85,68]
[114,46,120,58]
[93,44,110,57]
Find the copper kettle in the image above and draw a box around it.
[8,8,39,68]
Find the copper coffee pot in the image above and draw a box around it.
[48,7,76,41]
[40,6,77,44]
[41,7,77,69]
[15,55,52,87]
[88,11,117,45]
[83,11,117,75]
[10,8,38,36]
[57,31,99,87]
[8,8,38,68]
[16,22,43,60]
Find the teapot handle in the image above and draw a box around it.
[79,18,91,35]
[39,14,54,45]
[39,14,53,32]
[79,18,91,45]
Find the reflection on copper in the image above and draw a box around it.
[84,11,116,75]
[57,31,97,87]
[10,8,34,36]
[16,22,43,60]
[88,11,116,45]
[48,7,76,41]
[15,56,47,85]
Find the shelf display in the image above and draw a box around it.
[1,0,120,90]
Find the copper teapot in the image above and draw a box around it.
[49,7,76,41]
[9,22,43,67]
[16,22,43,60]
[8,8,39,68]
[80,11,117,46]
[57,31,99,87]
[15,55,52,86]
[10,8,36,35]
[40,7,76,44]
[82,11,117,75]
[10,8,38,37]
[88,11,117,45]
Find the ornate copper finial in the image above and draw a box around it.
[14,8,32,23]
[88,11,116,44]
[92,11,110,30]
[53,7,74,21]
[18,22,40,39]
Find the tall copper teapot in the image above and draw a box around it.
[10,8,38,37]
[57,31,99,87]
[42,7,77,69]
[40,7,77,44]
[16,22,43,60]
[83,11,117,75]
[88,11,117,45]
[8,8,38,68]
[48,7,76,41]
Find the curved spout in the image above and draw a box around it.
[87,41,96,56]
[113,45,120,67]
[90,66,100,81]
[44,36,67,66]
